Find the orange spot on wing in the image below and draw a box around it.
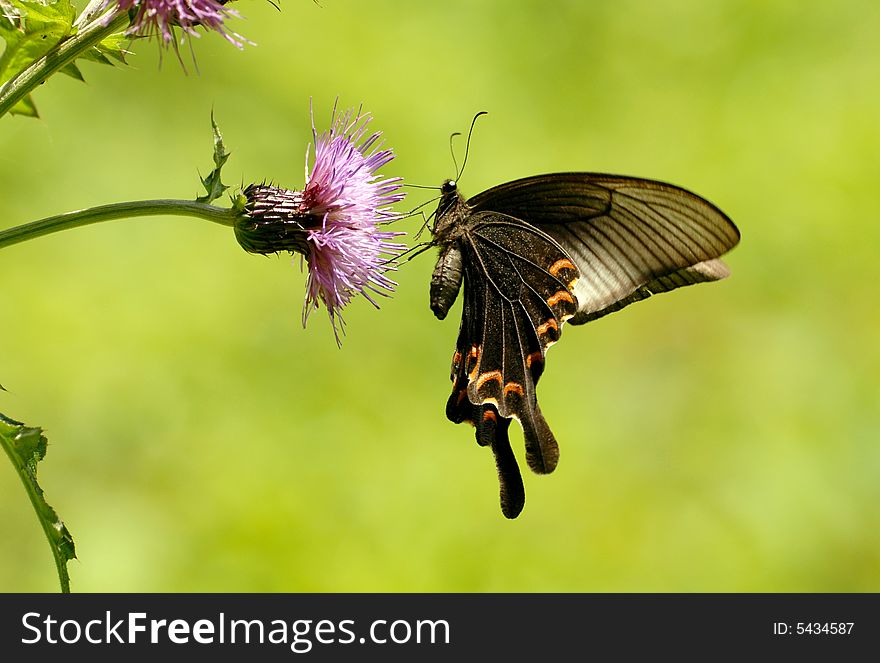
[450,350,463,382]
[476,370,503,389]
[482,409,497,423]
[536,319,559,336]
[467,345,481,379]
[504,382,524,396]
[547,290,575,307]
[526,351,543,368]
[549,258,577,276]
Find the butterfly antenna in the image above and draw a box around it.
[449,131,462,179]
[458,111,488,181]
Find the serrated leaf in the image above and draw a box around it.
[13,92,38,116]
[59,59,82,80]
[77,29,130,66]
[78,45,111,65]
[0,0,77,116]
[95,29,128,64]
[196,114,232,204]
[0,411,76,592]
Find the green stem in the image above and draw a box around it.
[0,417,73,593]
[0,10,130,119]
[0,200,239,249]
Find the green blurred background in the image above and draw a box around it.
[1,0,879,592]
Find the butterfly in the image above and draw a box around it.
[429,172,740,518]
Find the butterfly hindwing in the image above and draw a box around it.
[445,259,525,518]
[450,213,579,479]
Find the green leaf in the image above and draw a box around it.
[0,1,128,119]
[77,28,129,65]
[0,0,20,27]
[0,411,76,593]
[59,59,82,80]
[94,30,129,64]
[13,91,38,116]
[78,46,112,65]
[0,0,77,116]
[196,114,232,204]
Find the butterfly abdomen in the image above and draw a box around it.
[430,243,464,320]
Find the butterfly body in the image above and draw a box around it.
[429,174,740,518]
[429,181,468,320]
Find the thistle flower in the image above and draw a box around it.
[103,0,247,49]
[237,106,406,343]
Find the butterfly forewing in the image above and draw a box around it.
[468,174,740,323]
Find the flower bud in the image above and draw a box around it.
[236,184,313,255]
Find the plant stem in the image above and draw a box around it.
[0,11,130,119]
[0,200,239,249]
[0,416,73,593]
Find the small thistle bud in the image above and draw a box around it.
[236,105,407,343]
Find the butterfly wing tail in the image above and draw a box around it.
[475,408,525,519]
[518,405,559,475]
[447,388,526,519]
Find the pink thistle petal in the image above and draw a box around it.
[236,105,407,343]
[102,0,248,49]
[299,104,406,343]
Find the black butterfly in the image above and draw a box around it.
[429,173,740,518]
